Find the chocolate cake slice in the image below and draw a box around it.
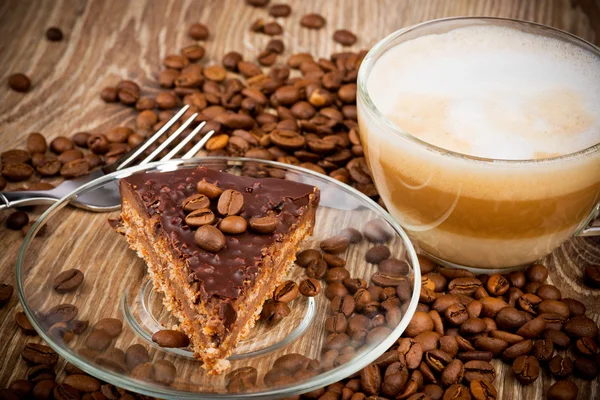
[112,166,319,374]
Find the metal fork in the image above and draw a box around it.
[0,105,215,212]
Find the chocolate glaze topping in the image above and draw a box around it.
[122,167,317,312]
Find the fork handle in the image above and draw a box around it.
[0,191,59,211]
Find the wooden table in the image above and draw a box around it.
[1,0,599,398]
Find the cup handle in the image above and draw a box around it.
[577,203,600,237]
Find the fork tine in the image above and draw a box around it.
[115,105,190,171]
[182,130,215,159]
[139,113,198,165]
[161,121,206,161]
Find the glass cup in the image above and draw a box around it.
[357,17,600,272]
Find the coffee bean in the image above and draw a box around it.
[21,343,58,366]
[318,235,350,255]
[100,87,118,102]
[564,315,598,338]
[8,73,31,92]
[91,318,121,338]
[496,307,528,331]
[216,189,244,216]
[584,265,600,288]
[473,337,508,357]
[188,23,209,40]
[216,216,246,234]
[561,298,586,317]
[446,303,469,326]
[485,274,509,296]
[463,360,496,383]
[531,338,554,362]
[44,304,78,326]
[269,3,291,17]
[325,282,349,300]
[269,301,291,323]
[181,194,210,213]
[152,329,190,348]
[365,245,391,264]
[525,264,548,283]
[299,278,321,297]
[516,316,546,338]
[31,379,57,399]
[249,215,279,233]
[221,52,243,72]
[5,210,29,231]
[457,351,494,363]
[444,384,470,400]
[296,249,322,267]
[85,329,112,351]
[360,363,381,396]
[25,132,47,154]
[194,225,226,252]
[62,375,101,393]
[87,134,109,154]
[333,29,357,46]
[46,26,63,41]
[330,294,355,317]
[15,311,36,335]
[272,280,299,303]
[574,356,599,379]
[27,364,56,382]
[441,359,464,386]
[238,61,263,77]
[263,21,283,36]
[307,258,328,279]
[325,267,350,283]
[52,269,84,293]
[547,380,578,400]
[549,355,573,379]
[300,13,326,29]
[542,329,571,348]
[53,383,79,400]
[60,158,89,178]
[2,163,34,182]
[185,208,216,227]
[502,339,533,360]
[469,379,497,400]
[363,219,392,243]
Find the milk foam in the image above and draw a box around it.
[367,25,600,160]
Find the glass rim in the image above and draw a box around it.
[16,156,422,400]
[357,16,600,165]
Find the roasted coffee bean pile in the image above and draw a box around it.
[2,265,180,399]
[268,261,597,400]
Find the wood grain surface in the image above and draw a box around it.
[1,0,599,399]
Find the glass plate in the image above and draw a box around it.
[16,157,421,399]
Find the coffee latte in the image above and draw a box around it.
[358,23,600,268]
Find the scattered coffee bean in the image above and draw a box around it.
[269,3,291,17]
[333,29,357,46]
[8,73,31,92]
[217,189,244,215]
[185,208,216,227]
[21,343,58,366]
[52,269,84,293]
[153,359,177,385]
[584,265,600,288]
[194,225,226,252]
[340,227,362,243]
[46,27,63,41]
[299,278,321,297]
[2,163,34,182]
[188,23,209,40]
[300,13,326,29]
[547,379,578,400]
[6,211,29,230]
[152,329,190,348]
[273,280,299,303]
[85,329,112,351]
[249,215,279,233]
[320,235,349,253]
[366,245,391,264]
